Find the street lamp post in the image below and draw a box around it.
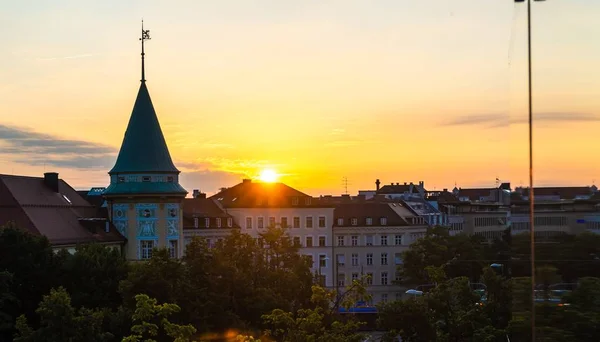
[514,1,546,341]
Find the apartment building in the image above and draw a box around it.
[333,201,429,304]
[182,194,239,248]
[206,179,336,287]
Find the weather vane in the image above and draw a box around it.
[140,20,151,82]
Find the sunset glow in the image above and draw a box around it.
[258,169,279,183]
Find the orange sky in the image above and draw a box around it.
[1,1,599,196]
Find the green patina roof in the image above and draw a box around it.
[103,182,187,196]
[109,82,179,174]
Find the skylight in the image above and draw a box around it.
[62,194,72,205]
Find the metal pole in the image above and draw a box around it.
[527,0,536,340]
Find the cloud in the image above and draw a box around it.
[36,54,93,61]
[179,169,245,196]
[0,124,116,169]
[441,112,600,128]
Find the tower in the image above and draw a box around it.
[103,22,187,260]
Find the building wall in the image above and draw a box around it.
[226,207,335,287]
[108,198,184,260]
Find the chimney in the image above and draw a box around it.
[198,193,206,199]
[243,179,251,183]
[43,172,59,192]
[404,182,407,185]
[375,179,381,191]
[396,182,400,186]
[193,189,200,198]
[220,187,227,192]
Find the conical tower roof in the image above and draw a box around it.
[109,82,179,174]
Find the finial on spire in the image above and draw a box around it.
[140,20,151,82]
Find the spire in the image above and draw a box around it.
[140,20,150,83]
[108,24,179,175]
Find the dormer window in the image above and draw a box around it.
[305,198,311,205]
[351,218,358,226]
[118,176,125,183]
[194,217,198,228]
[227,218,233,227]
[337,218,344,226]
[366,217,373,225]
[142,176,151,182]
[380,217,387,225]
[292,197,299,205]
[205,218,210,227]
[216,218,222,227]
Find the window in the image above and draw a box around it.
[246,217,252,229]
[381,272,388,285]
[318,236,326,247]
[366,235,373,246]
[380,217,387,225]
[293,217,300,228]
[292,197,299,205]
[118,176,125,183]
[142,176,151,182]
[204,218,210,227]
[366,217,372,225]
[337,274,345,287]
[337,218,344,226]
[352,273,359,281]
[381,235,388,246]
[366,253,373,265]
[293,236,301,247]
[306,236,313,247]
[140,240,154,260]
[381,293,388,303]
[318,216,326,228]
[395,272,402,282]
[269,217,276,228]
[351,218,358,226]
[258,217,264,229]
[336,254,345,267]
[381,253,388,265]
[305,198,312,205]
[227,218,233,227]
[337,236,345,246]
[319,255,327,267]
[351,235,358,246]
[194,217,198,228]
[168,240,178,258]
[395,253,403,265]
[306,216,313,228]
[366,273,373,285]
[395,234,402,245]
[216,218,222,228]
[306,254,314,267]
[281,217,288,228]
[167,176,174,182]
[351,253,359,266]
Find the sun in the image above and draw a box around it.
[258,169,279,183]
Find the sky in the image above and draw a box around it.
[1,0,600,196]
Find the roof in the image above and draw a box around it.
[377,182,426,194]
[182,198,239,229]
[0,174,125,246]
[333,202,413,227]
[455,188,497,201]
[103,182,187,196]
[209,179,333,208]
[518,186,594,200]
[109,82,179,174]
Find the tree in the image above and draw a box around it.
[0,272,19,338]
[122,294,196,342]
[59,244,129,310]
[13,287,112,342]
[261,280,368,342]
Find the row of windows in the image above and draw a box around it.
[511,216,568,230]
[193,217,233,228]
[336,234,403,246]
[117,175,175,183]
[139,240,178,260]
[337,217,388,226]
[336,271,402,287]
[245,216,327,229]
[473,217,507,227]
[335,252,403,267]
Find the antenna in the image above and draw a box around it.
[342,177,350,195]
[140,20,151,82]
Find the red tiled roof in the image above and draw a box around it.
[0,174,125,246]
[209,180,332,208]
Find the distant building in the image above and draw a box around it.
[0,173,124,253]
[182,193,239,246]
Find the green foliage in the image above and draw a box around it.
[13,287,112,342]
[122,294,196,342]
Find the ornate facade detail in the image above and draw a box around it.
[166,203,179,238]
[136,203,158,237]
[112,203,129,236]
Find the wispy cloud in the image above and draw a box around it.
[36,54,93,61]
[0,124,116,170]
[442,112,600,128]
